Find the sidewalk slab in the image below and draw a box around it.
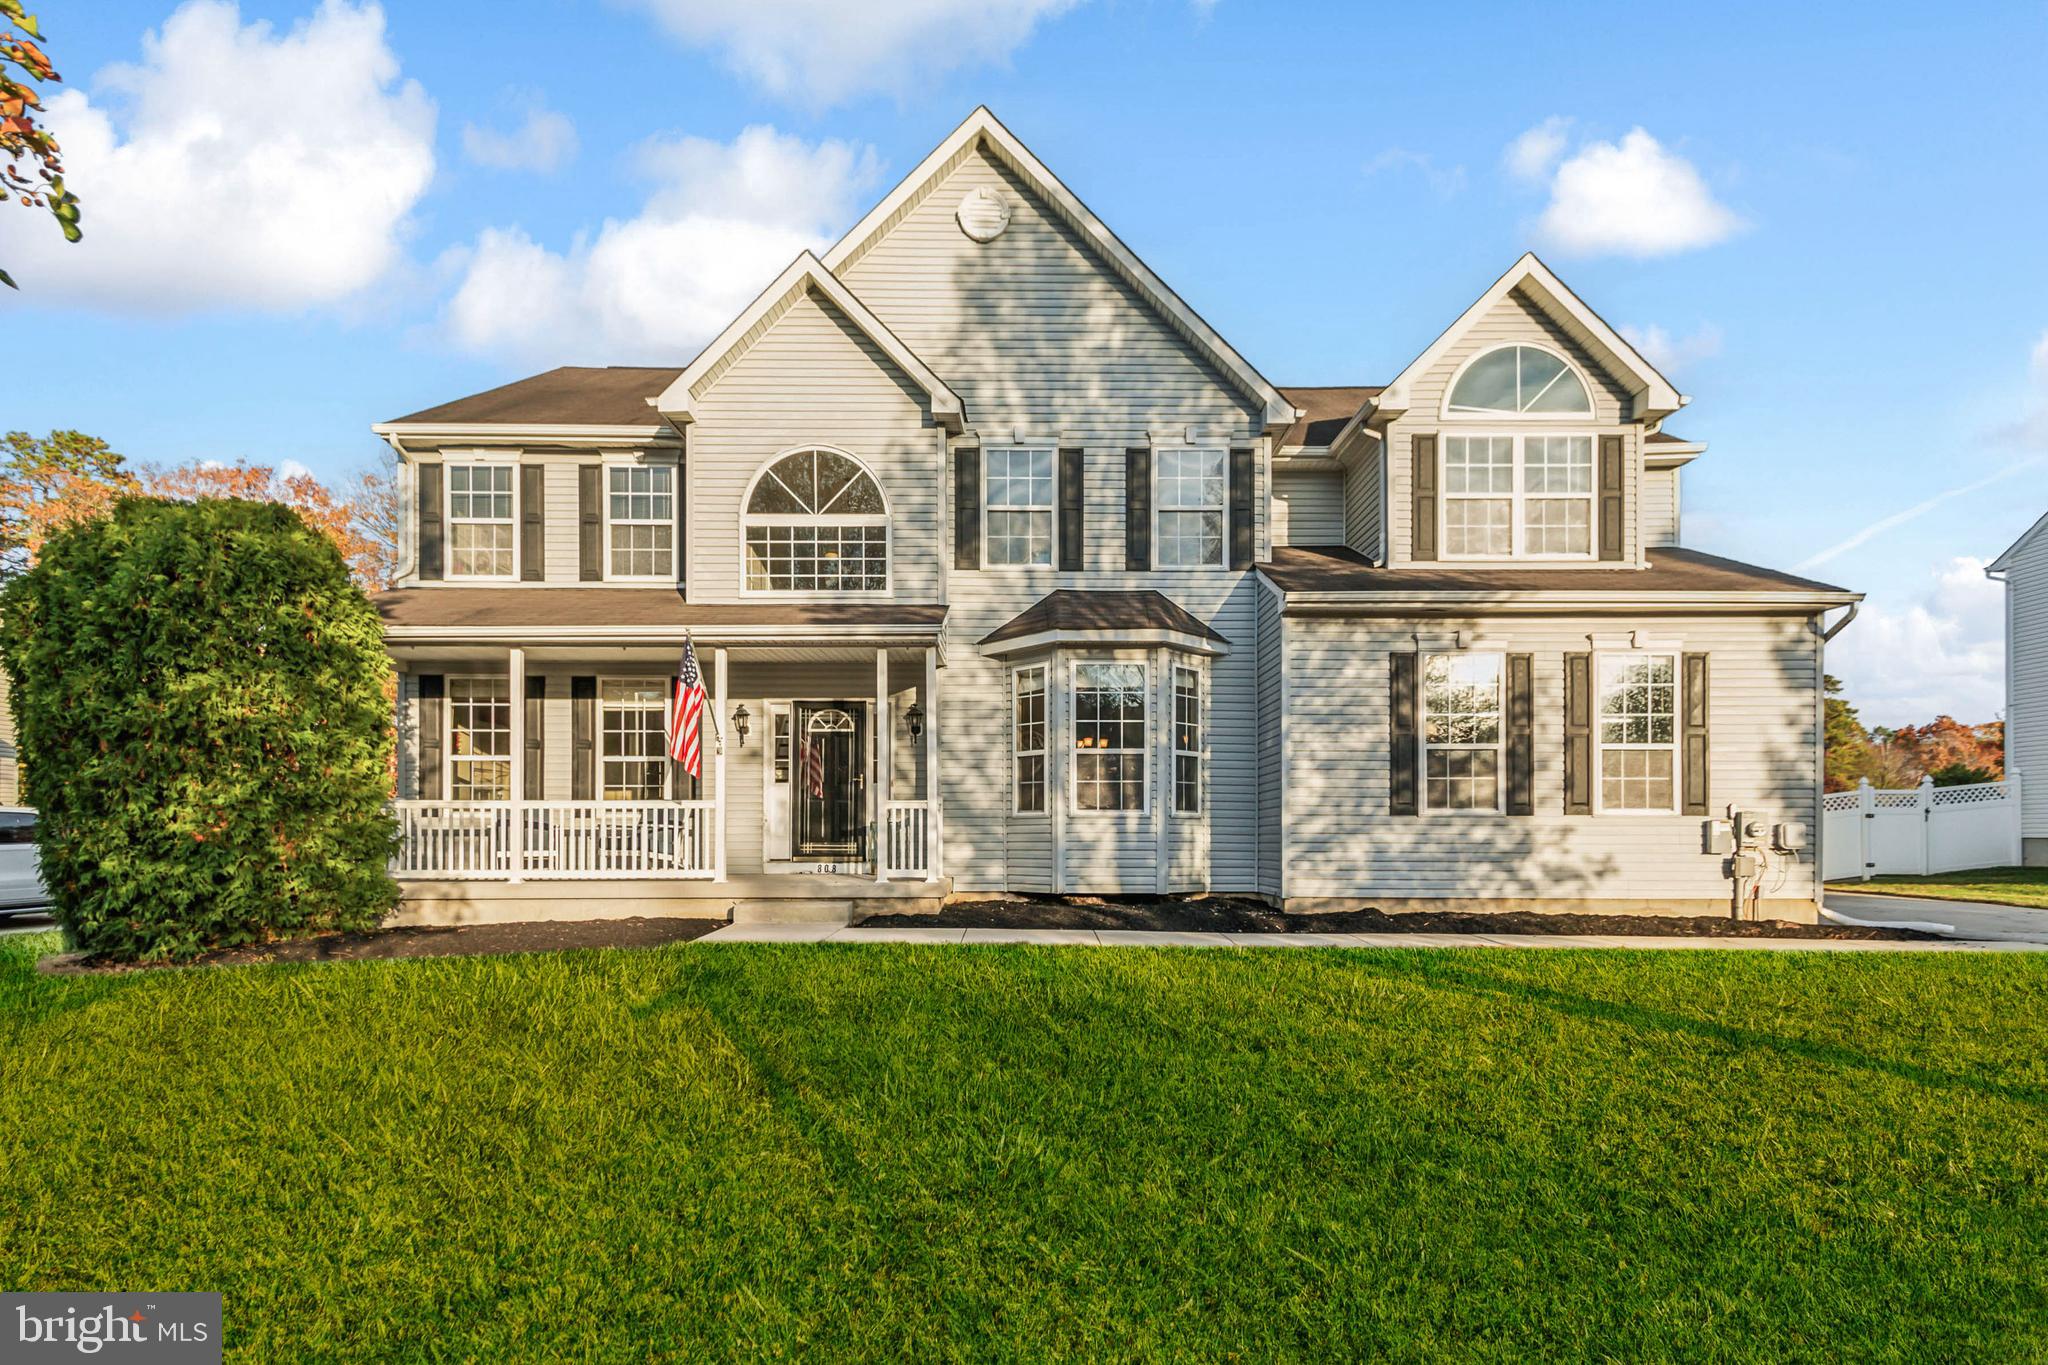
[833,926,968,944]
[961,927,1102,945]
[1093,930,1236,948]
[699,923,838,943]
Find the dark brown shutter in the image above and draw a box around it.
[1389,651,1419,816]
[1411,435,1438,562]
[1229,445,1254,570]
[578,465,602,581]
[416,463,444,581]
[571,675,596,800]
[524,675,545,800]
[1564,652,1592,815]
[954,446,980,569]
[673,453,686,587]
[520,464,544,581]
[416,674,444,799]
[1057,446,1083,572]
[1125,446,1152,570]
[1682,652,1710,815]
[1599,434,1625,561]
[1506,652,1534,816]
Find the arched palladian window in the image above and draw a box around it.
[1445,344,1592,417]
[742,448,889,592]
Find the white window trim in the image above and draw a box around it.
[598,676,673,802]
[444,454,520,582]
[446,674,512,801]
[1420,650,1505,816]
[1439,431,1598,563]
[1011,664,1048,815]
[1440,342,1596,422]
[603,456,678,584]
[1068,657,1150,816]
[982,446,1057,570]
[738,445,894,597]
[1171,663,1202,815]
[1592,650,1681,816]
[1152,446,1228,570]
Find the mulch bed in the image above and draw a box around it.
[40,917,724,974]
[860,895,1938,941]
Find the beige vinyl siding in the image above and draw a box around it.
[543,462,582,582]
[1272,466,1346,546]
[1384,286,1640,568]
[2007,531,2048,842]
[1343,446,1382,560]
[1255,584,1284,898]
[1281,613,1823,906]
[683,288,942,605]
[1642,467,1681,547]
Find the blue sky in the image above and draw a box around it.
[6,0,2045,725]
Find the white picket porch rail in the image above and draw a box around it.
[1821,776,2023,881]
[394,800,718,879]
[881,800,933,878]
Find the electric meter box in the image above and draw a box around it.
[1702,819,1734,855]
[1775,822,1808,851]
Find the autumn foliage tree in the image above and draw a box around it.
[1823,675,2004,790]
[1,1,81,289]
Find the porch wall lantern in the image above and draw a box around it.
[904,702,925,740]
[731,704,751,747]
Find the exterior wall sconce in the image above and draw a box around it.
[905,702,925,740]
[731,704,750,747]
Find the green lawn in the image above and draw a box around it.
[1831,866,2048,909]
[3,933,2046,1361]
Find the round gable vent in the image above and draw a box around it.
[956,186,1011,243]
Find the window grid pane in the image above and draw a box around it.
[607,466,675,578]
[448,465,515,577]
[1156,449,1225,567]
[449,676,511,800]
[1422,654,1503,812]
[600,678,669,801]
[1596,655,1678,810]
[1073,663,1145,812]
[1014,668,1046,813]
[744,524,888,591]
[1173,667,1201,814]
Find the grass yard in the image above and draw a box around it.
[1832,866,2048,909]
[3,933,2046,1361]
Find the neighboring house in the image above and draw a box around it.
[372,107,1859,923]
[1991,511,2048,865]
[0,670,17,807]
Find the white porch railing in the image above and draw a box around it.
[881,800,933,878]
[394,800,718,880]
[1821,775,2023,881]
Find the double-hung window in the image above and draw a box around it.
[1421,653,1502,812]
[448,676,511,799]
[608,465,674,579]
[1013,666,1046,813]
[985,448,1053,566]
[1156,448,1225,567]
[1442,435,1593,558]
[1172,665,1201,814]
[1596,654,1678,812]
[447,463,515,577]
[1073,662,1147,812]
[600,679,669,801]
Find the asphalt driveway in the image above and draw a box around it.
[1827,892,2048,944]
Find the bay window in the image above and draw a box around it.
[1013,666,1046,813]
[1073,662,1146,812]
[1172,665,1201,814]
[1422,653,1502,812]
[1596,654,1678,812]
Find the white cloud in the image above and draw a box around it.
[1828,557,2006,727]
[1517,127,1743,259]
[1503,116,1570,183]
[1364,148,1464,197]
[441,125,880,365]
[462,103,578,174]
[9,0,434,312]
[620,0,1083,104]
[1621,322,1723,378]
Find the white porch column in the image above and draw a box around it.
[507,647,525,883]
[925,645,943,880]
[875,647,890,882]
[714,647,729,882]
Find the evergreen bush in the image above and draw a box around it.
[0,497,396,959]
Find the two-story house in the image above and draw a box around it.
[373,107,1859,925]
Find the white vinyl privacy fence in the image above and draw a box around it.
[1822,776,2023,882]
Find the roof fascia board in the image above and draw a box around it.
[373,423,676,446]
[655,251,963,432]
[1374,253,1686,420]
[822,107,1298,435]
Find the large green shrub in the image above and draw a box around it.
[0,497,396,959]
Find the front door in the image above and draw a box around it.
[793,702,866,861]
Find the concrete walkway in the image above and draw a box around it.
[1826,891,2048,945]
[699,922,2048,952]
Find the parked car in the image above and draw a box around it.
[0,807,50,916]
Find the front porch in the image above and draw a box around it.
[387,633,946,909]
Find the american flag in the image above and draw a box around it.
[801,736,825,799]
[668,635,708,779]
